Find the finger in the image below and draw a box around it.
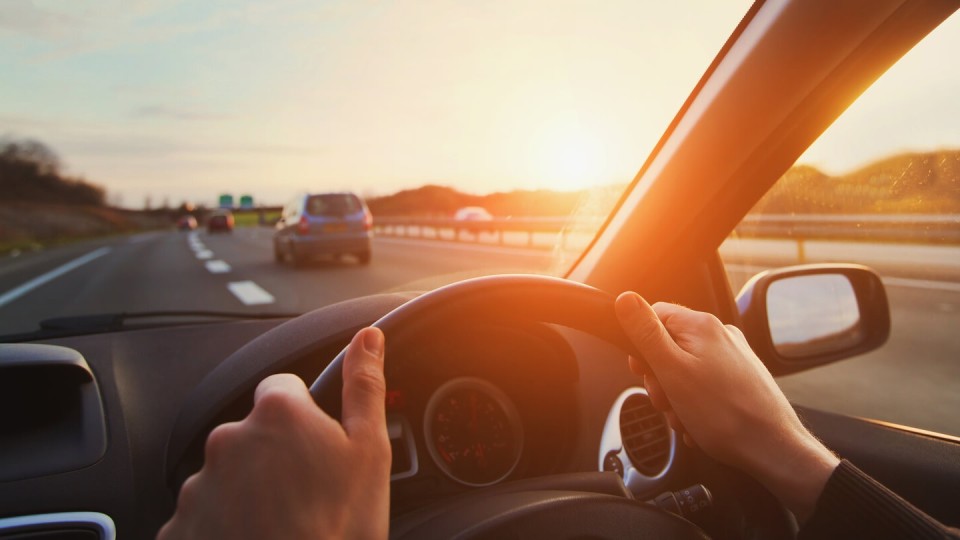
[643,373,672,412]
[724,323,744,337]
[253,373,313,408]
[156,520,176,540]
[203,421,243,468]
[628,355,650,377]
[650,302,696,338]
[615,292,687,375]
[341,327,387,439]
[251,374,326,432]
[250,373,322,423]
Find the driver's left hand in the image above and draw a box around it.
[157,327,391,540]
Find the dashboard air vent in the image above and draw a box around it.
[619,393,670,475]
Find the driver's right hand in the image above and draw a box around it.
[614,292,840,522]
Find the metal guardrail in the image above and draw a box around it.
[372,214,960,247]
[735,214,960,243]
[373,217,575,247]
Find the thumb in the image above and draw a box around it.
[615,292,687,376]
[341,327,388,440]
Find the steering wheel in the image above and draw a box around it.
[308,274,709,540]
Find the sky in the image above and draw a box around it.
[0,0,957,208]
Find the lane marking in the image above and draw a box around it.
[195,250,213,260]
[0,247,112,308]
[725,263,960,293]
[189,242,206,251]
[205,260,231,274]
[227,281,275,305]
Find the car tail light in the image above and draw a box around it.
[297,216,310,235]
[363,212,373,231]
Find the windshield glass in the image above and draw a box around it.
[0,1,749,337]
[721,14,959,435]
[307,195,361,217]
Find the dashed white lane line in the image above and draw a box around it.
[227,281,275,305]
[205,260,231,274]
[188,236,275,304]
[0,247,112,308]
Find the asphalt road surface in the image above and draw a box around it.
[1,228,957,437]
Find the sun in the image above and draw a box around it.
[532,123,606,191]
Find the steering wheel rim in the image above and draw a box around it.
[309,274,641,417]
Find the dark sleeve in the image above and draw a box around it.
[799,459,960,540]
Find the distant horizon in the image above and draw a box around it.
[10,141,955,211]
[1,2,956,209]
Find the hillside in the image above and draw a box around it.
[369,150,960,218]
[751,149,960,214]
[366,185,587,217]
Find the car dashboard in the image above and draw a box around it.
[0,308,731,539]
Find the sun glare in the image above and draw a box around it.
[532,124,607,191]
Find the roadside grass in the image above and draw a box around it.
[233,210,280,228]
[0,202,171,257]
[0,229,169,257]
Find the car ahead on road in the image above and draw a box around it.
[175,215,197,231]
[273,192,373,266]
[454,206,496,235]
[0,1,957,539]
[206,210,234,233]
[454,206,494,222]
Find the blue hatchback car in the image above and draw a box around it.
[273,192,373,266]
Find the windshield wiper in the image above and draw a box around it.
[1,310,300,342]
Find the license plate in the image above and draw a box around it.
[323,223,348,233]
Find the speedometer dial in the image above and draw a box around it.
[423,377,524,487]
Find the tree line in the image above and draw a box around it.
[0,138,106,206]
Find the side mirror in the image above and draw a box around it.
[736,264,890,376]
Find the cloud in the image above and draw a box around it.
[0,114,322,160]
[65,136,324,159]
[0,0,78,39]
[133,105,229,122]
[8,1,317,64]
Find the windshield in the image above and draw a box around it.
[721,13,960,435]
[0,1,749,338]
[307,195,362,217]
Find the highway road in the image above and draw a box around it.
[0,228,556,335]
[1,227,958,438]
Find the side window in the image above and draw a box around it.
[722,18,959,436]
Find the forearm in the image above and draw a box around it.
[745,430,839,522]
